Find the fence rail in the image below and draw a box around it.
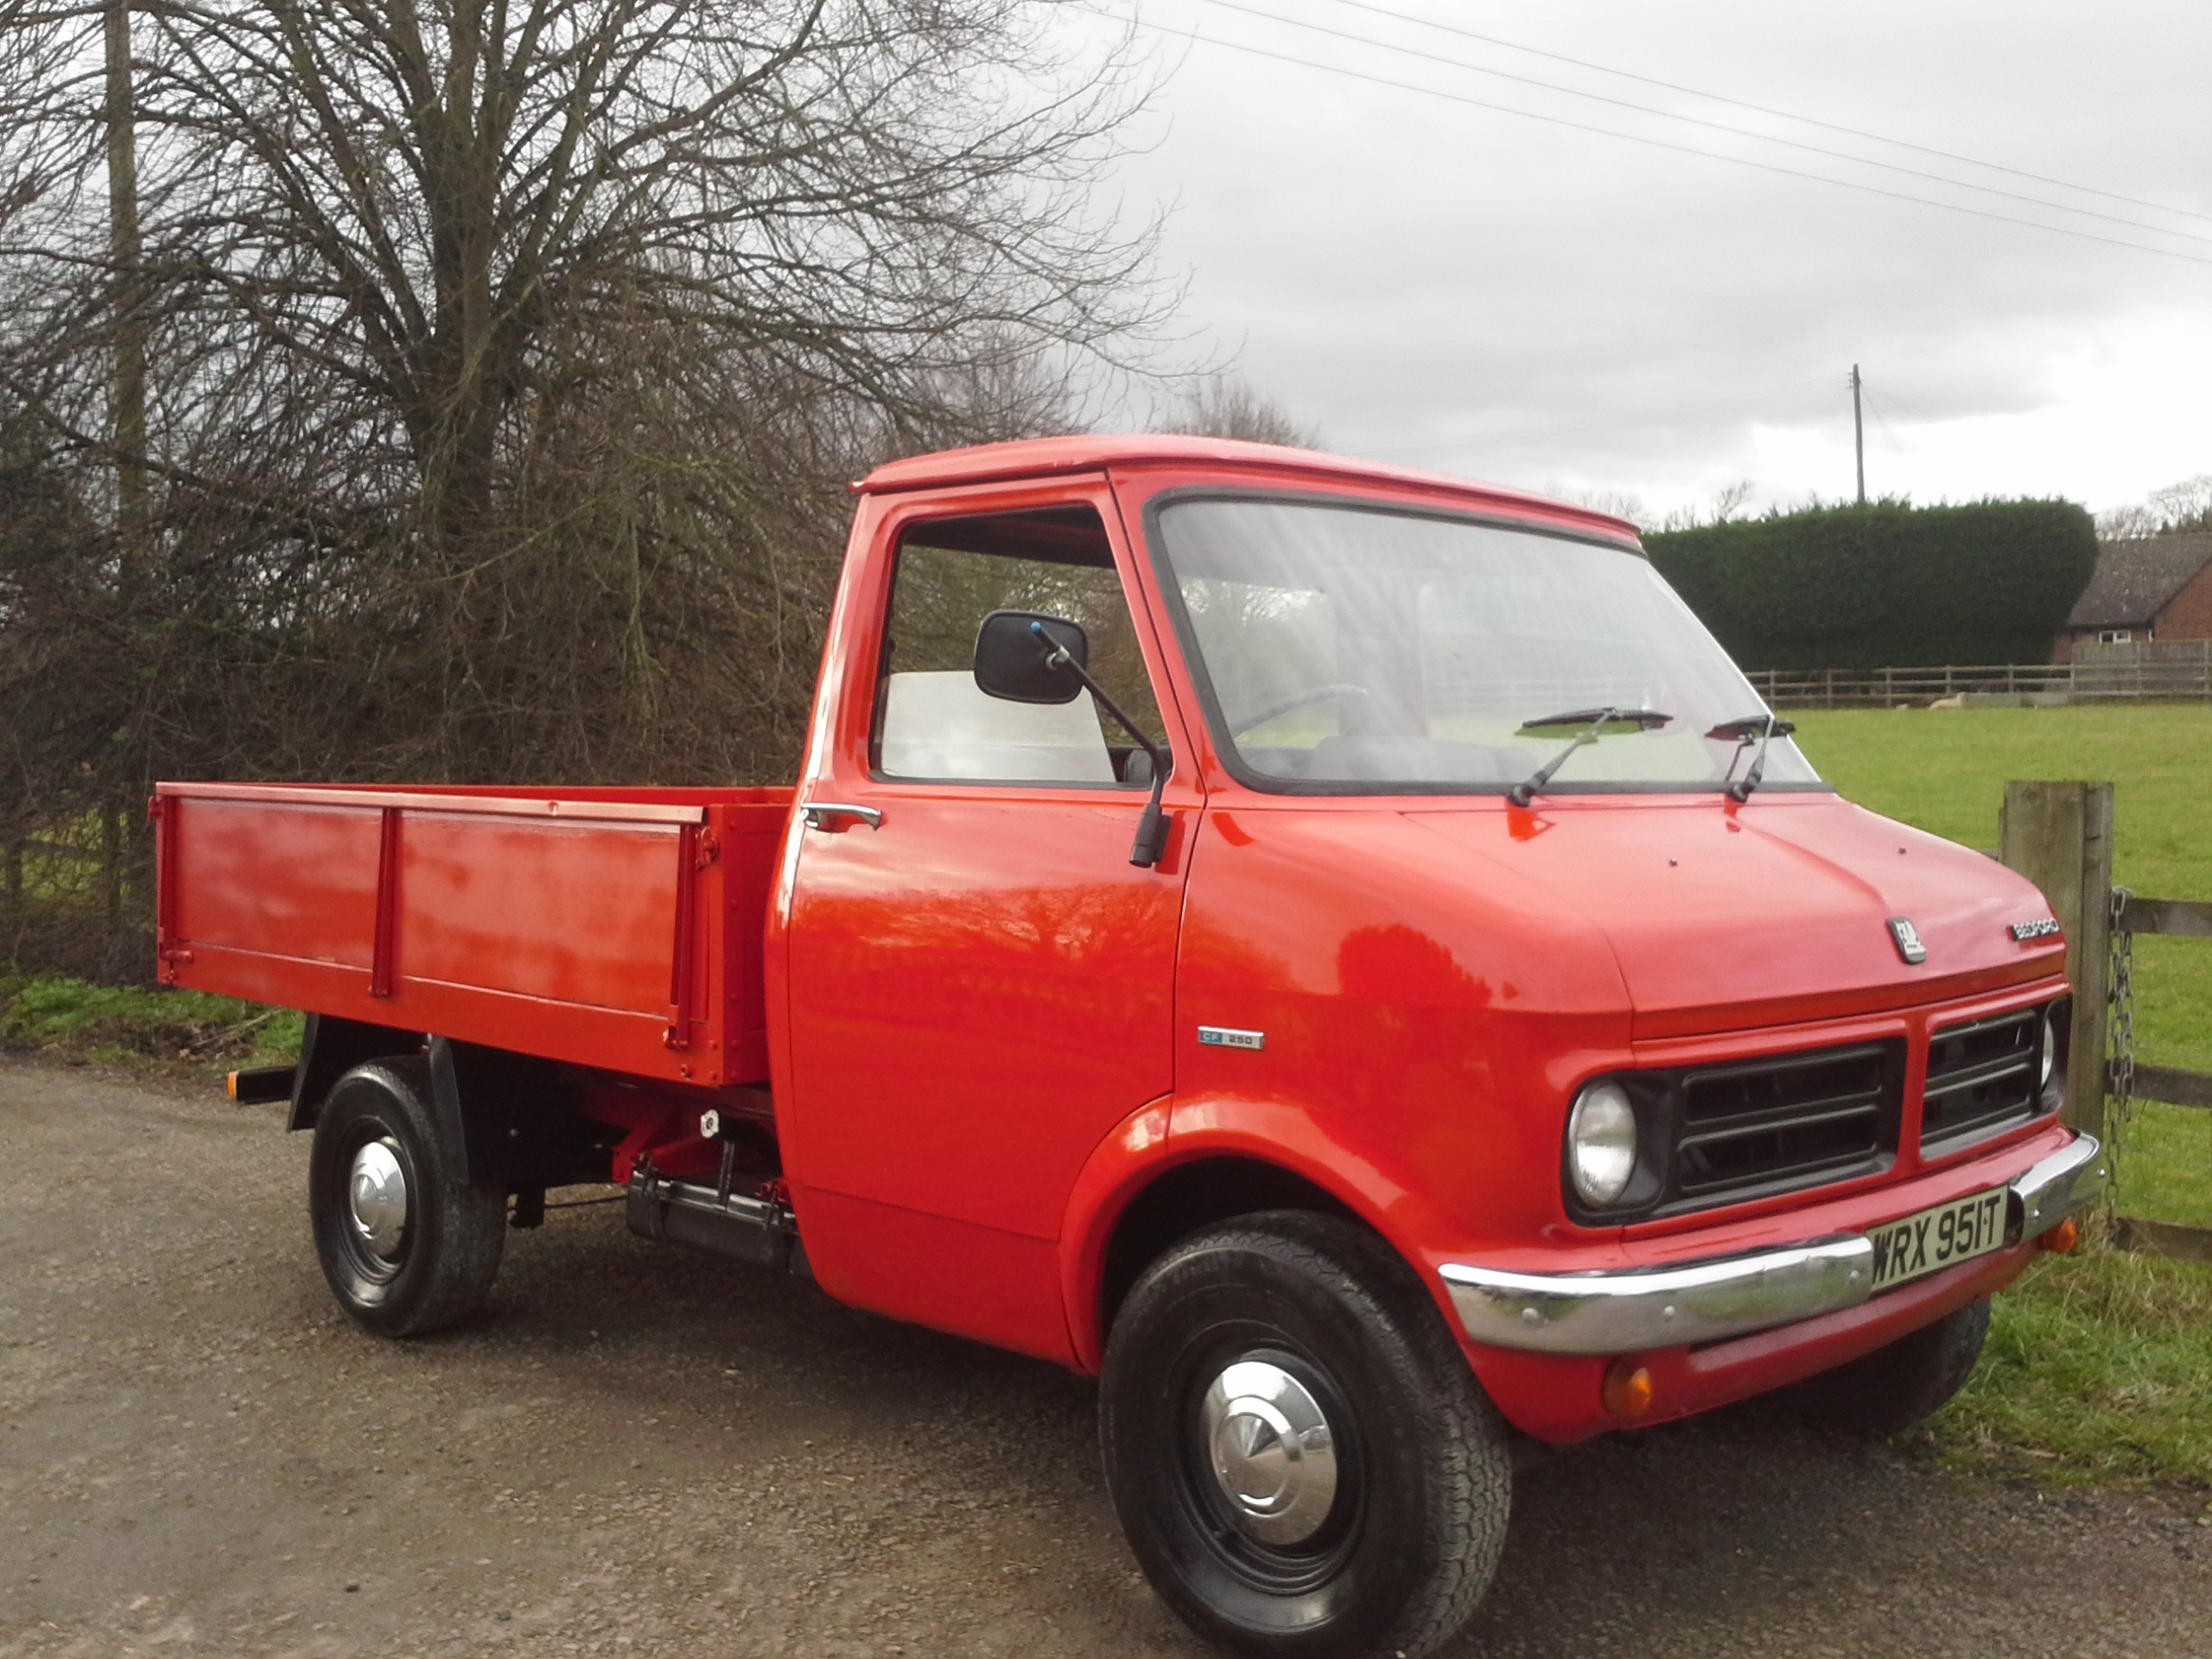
[2133,1064,2212,1112]
[1746,661,2212,709]
[2120,895,2212,939]
[2113,1216,2212,1265]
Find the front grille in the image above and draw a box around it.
[1669,1042,1902,1207]
[1923,1008,2044,1149]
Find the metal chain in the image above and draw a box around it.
[2106,885,2136,1222]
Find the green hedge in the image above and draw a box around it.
[1646,500,2098,671]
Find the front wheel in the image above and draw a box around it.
[1100,1211,1510,1659]
[308,1058,505,1337]
[1794,1296,1991,1435]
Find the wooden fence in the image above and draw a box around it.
[1746,658,2212,709]
[2000,780,2212,1263]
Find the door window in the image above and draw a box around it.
[874,505,1166,785]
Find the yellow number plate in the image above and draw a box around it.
[1867,1186,2011,1293]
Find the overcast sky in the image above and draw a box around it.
[1070,0,2212,522]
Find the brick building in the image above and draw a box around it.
[2054,531,2212,660]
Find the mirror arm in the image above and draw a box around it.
[1032,624,1173,868]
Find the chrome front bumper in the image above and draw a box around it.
[1440,1132,2107,1356]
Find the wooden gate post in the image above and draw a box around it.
[1999,780,2113,1139]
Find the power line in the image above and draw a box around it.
[1357,375,1842,458]
[1853,374,1944,428]
[1858,382,1910,457]
[1309,0,2212,230]
[1191,0,2212,249]
[1084,6,2212,269]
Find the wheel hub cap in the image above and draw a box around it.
[1201,1359,1338,1546]
[349,1139,409,1258]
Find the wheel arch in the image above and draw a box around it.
[288,1013,423,1133]
[293,1019,563,1190]
[1099,1155,1363,1339]
[1061,1096,1427,1373]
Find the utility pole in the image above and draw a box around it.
[105,0,147,572]
[103,0,146,931]
[1850,363,1866,507]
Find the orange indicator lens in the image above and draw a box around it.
[2040,1217,2081,1255]
[1600,1359,1656,1420]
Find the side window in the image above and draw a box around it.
[874,505,1166,785]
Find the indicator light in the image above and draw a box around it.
[1600,1358,1656,1420]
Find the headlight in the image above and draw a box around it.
[1567,1081,1639,1207]
[2040,1002,2068,1110]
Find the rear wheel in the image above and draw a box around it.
[308,1058,504,1337]
[1100,1211,1510,1659]
[1795,1296,1991,1435]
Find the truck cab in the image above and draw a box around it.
[162,435,2102,1659]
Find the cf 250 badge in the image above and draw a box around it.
[1887,917,1928,964]
[1198,1026,1266,1052]
[2010,917,2062,941]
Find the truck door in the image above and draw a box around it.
[779,482,1199,1358]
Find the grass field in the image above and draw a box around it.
[1791,705,2212,1228]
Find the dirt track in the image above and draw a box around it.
[3,1058,2209,1658]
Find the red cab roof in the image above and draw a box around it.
[854,434,1642,544]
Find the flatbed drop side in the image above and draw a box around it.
[160,434,2106,1659]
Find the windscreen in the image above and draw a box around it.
[1153,498,1823,793]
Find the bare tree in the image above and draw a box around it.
[1707,478,1756,524]
[1159,375,1315,447]
[2097,474,2212,539]
[0,0,1167,974]
[1641,479,1758,534]
[1563,486,1649,526]
[7,0,1159,531]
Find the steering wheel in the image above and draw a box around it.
[1231,683,1370,737]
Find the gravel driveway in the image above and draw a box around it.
[3,1058,2207,1658]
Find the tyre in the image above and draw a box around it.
[1794,1296,1991,1436]
[1100,1211,1511,1659]
[308,1058,505,1337]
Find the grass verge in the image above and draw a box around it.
[1923,1243,2212,1493]
[0,972,303,1076]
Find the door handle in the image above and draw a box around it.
[800,801,884,832]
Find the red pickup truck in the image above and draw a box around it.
[156,435,2103,1659]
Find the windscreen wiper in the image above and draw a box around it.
[1509,706,1673,806]
[1516,706,1675,734]
[1706,713,1796,801]
[1705,715,1797,743]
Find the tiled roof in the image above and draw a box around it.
[2067,533,2212,628]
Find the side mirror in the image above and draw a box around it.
[974,607,1174,868]
[974,610,1089,704]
